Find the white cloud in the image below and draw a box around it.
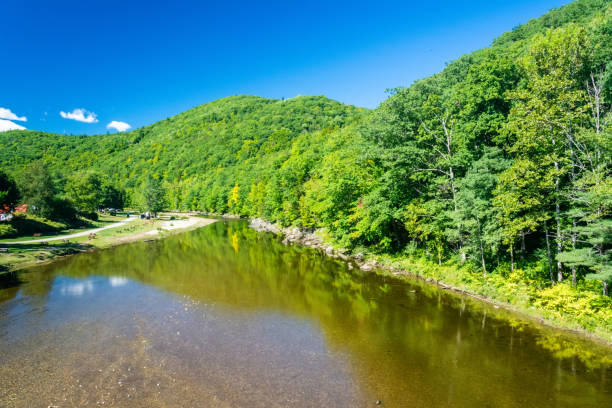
[60,108,98,123]
[0,119,26,132]
[0,107,27,122]
[107,120,131,132]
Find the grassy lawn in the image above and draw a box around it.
[67,218,164,247]
[0,215,197,272]
[0,214,128,243]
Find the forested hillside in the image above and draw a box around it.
[2,0,611,334]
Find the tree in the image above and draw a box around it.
[0,170,20,211]
[142,175,166,215]
[504,25,590,282]
[456,147,509,276]
[493,159,553,278]
[18,162,57,218]
[101,183,125,209]
[227,184,240,212]
[66,171,105,217]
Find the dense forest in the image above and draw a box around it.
[1,0,611,333]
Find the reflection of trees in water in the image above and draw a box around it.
[0,272,21,302]
[4,220,610,406]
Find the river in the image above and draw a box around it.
[0,220,610,407]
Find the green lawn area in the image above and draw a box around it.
[0,214,128,243]
[0,217,169,272]
[0,213,208,273]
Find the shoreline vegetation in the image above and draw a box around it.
[249,218,612,348]
[1,213,610,368]
[3,213,610,356]
[0,213,216,273]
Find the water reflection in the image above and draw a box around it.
[0,220,610,407]
[109,276,128,287]
[59,278,95,297]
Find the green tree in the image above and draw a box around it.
[504,25,590,282]
[18,162,57,219]
[456,147,509,276]
[494,159,552,278]
[142,175,166,215]
[101,182,125,209]
[0,170,20,211]
[66,171,105,217]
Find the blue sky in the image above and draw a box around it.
[1,0,571,135]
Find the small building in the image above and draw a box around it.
[14,204,28,214]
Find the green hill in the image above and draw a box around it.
[1,95,365,213]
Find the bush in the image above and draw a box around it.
[0,224,17,238]
[532,283,612,330]
[10,213,66,235]
[81,211,99,221]
[48,198,78,222]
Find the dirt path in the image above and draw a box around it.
[1,217,138,244]
[145,217,204,235]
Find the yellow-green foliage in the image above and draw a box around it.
[533,283,612,331]
[0,224,17,238]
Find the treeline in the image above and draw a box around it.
[0,163,168,237]
[0,0,610,301]
[0,164,120,237]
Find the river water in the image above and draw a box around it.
[0,220,610,407]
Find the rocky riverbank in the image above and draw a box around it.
[249,218,379,271]
[250,217,547,298]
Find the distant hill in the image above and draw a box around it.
[0,95,365,209]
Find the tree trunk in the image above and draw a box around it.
[449,165,465,263]
[520,231,526,260]
[550,126,563,282]
[544,223,555,285]
[603,281,609,297]
[567,124,578,287]
[571,227,577,287]
[478,220,486,278]
[554,161,563,283]
[510,244,514,274]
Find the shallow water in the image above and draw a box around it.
[0,220,610,407]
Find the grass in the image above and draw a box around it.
[0,242,93,271]
[0,214,125,243]
[0,214,213,272]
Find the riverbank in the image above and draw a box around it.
[0,215,216,273]
[249,218,612,347]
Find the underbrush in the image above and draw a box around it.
[374,252,612,343]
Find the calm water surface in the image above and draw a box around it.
[0,220,610,407]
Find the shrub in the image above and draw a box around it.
[81,211,99,221]
[0,224,17,238]
[10,213,66,235]
[532,283,612,330]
